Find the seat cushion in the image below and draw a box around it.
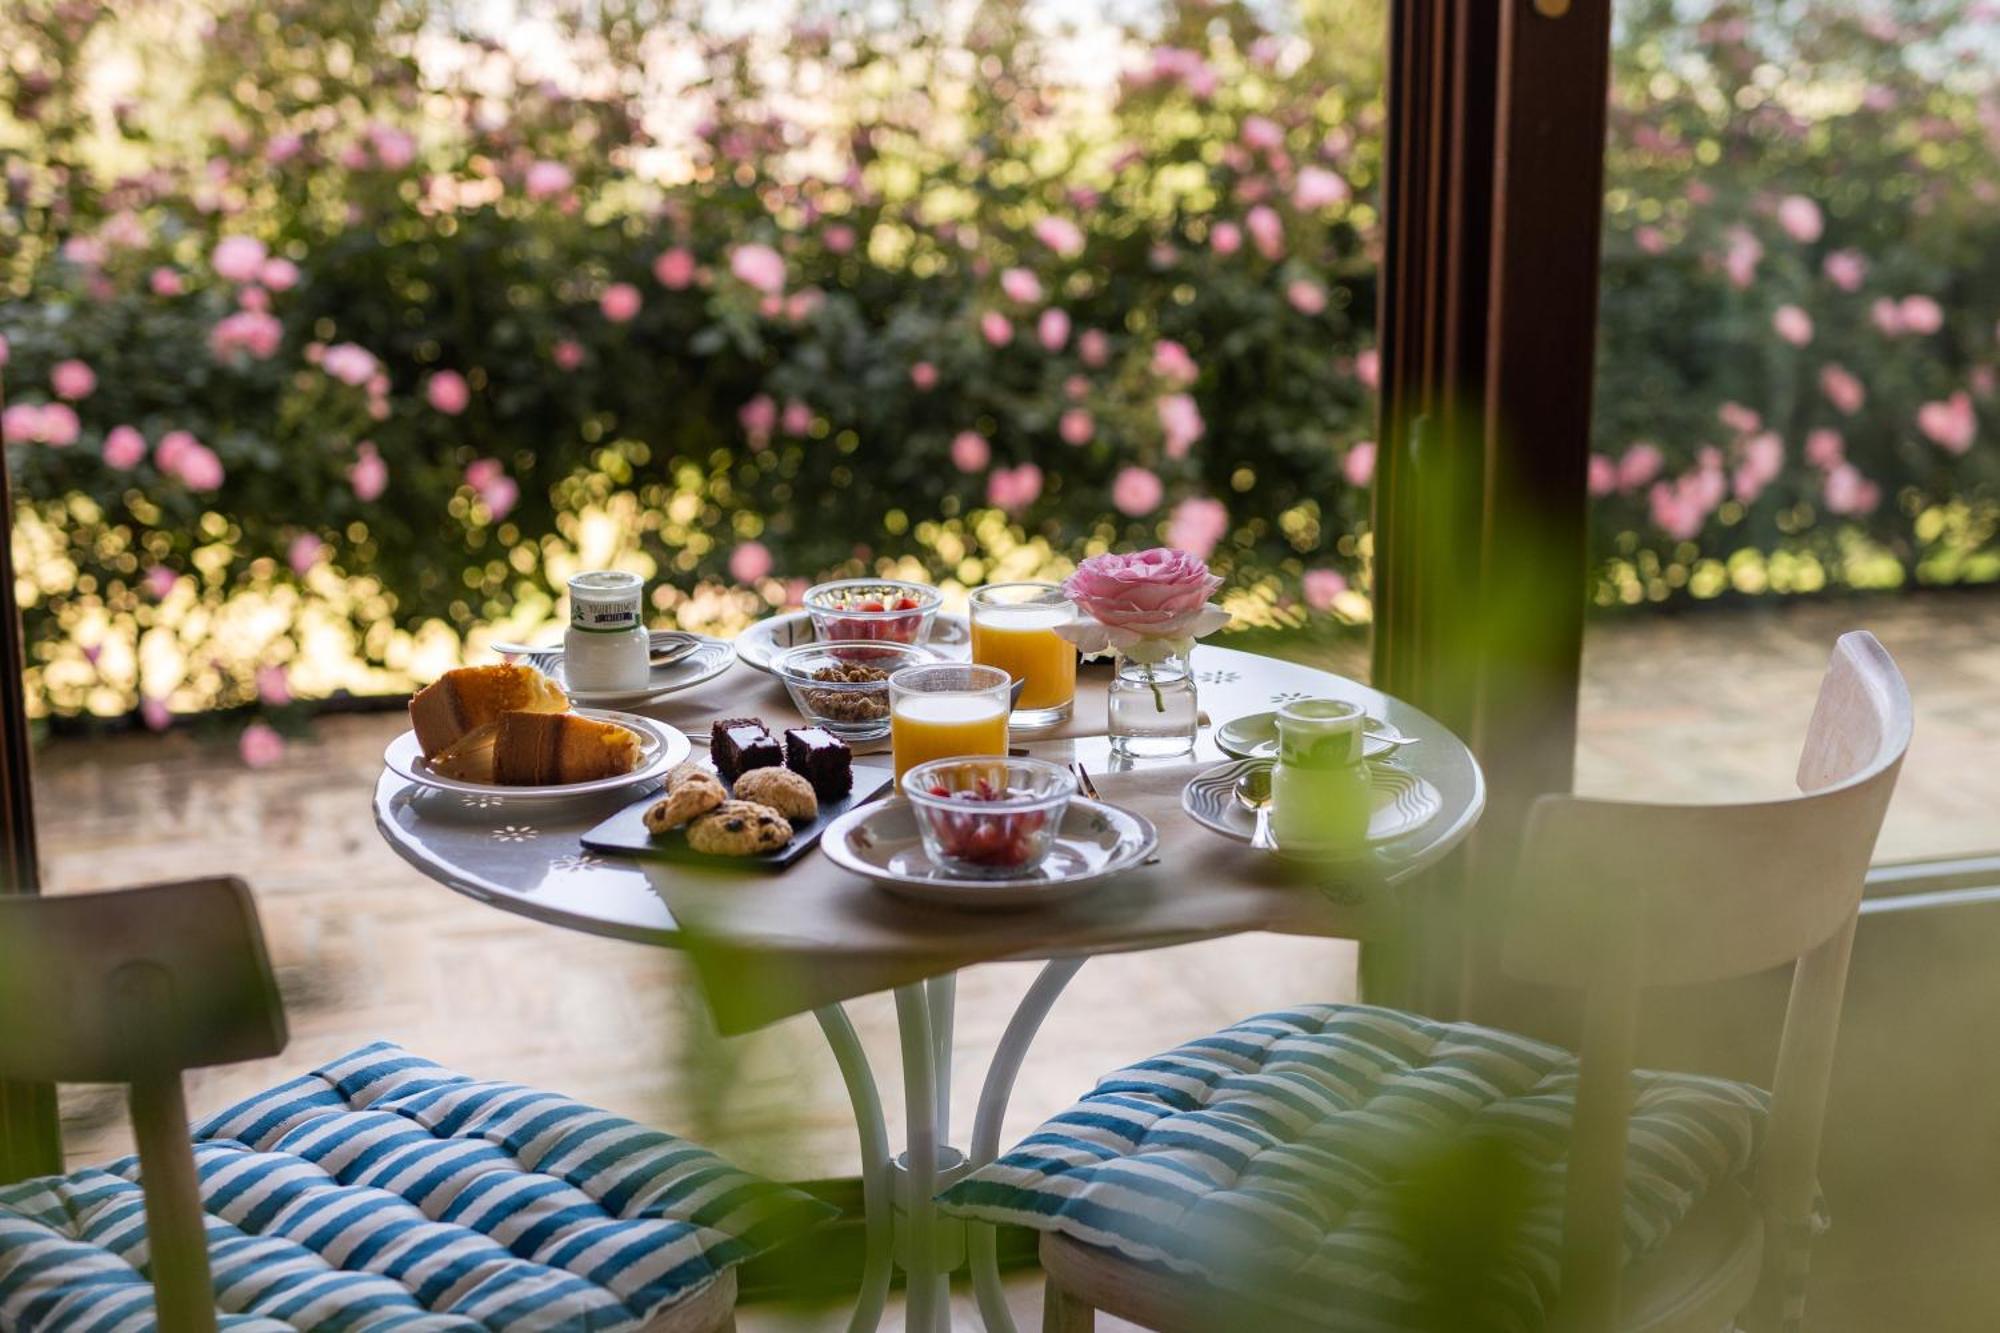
[940,1003,1773,1332]
[0,1042,835,1331]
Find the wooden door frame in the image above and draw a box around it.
[1373,0,1613,1021]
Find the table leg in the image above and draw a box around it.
[968,958,1088,1333]
[813,1004,894,1333]
[894,983,954,1332]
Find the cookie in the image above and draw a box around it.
[687,800,793,856]
[667,759,716,788]
[643,773,726,833]
[731,767,819,821]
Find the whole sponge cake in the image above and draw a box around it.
[492,711,641,785]
[410,664,567,759]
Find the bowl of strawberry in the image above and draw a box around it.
[804,579,942,647]
[902,756,1078,879]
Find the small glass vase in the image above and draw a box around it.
[1107,647,1199,758]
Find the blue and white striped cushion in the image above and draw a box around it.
[940,1003,1773,1332]
[0,1042,835,1331]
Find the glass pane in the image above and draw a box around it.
[1582,2,1999,862]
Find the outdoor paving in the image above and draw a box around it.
[23,589,1999,1328]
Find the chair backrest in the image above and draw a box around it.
[1500,632,1910,1330]
[0,877,286,1333]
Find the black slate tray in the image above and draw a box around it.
[582,765,893,871]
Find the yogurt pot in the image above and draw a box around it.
[564,571,650,692]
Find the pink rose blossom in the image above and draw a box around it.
[1078,329,1110,368]
[238,286,271,314]
[367,125,415,171]
[729,541,773,584]
[1917,392,1976,454]
[141,697,171,731]
[980,311,1014,347]
[1776,195,1824,244]
[1037,308,1071,352]
[51,359,95,400]
[1343,440,1377,488]
[266,132,304,165]
[0,405,36,445]
[239,722,286,769]
[1158,393,1205,458]
[1806,428,1845,469]
[144,566,178,599]
[600,282,642,322]
[654,247,697,289]
[1648,482,1705,542]
[322,342,380,386]
[1286,280,1327,316]
[211,235,267,283]
[1820,364,1865,415]
[786,288,824,322]
[823,224,857,254]
[1210,221,1242,255]
[287,533,324,575]
[986,463,1044,514]
[1059,409,1094,446]
[1718,401,1761,435]
[1772,304,1814,346]
[209,310,284,362]
[950,431,991,473]
[1617,442,1663,491]
[1870,298,1905,336]
[256,665,291,706]
[37,403,79,447]
[149,267,185,297]
[739,394,777,446]
[1000,267,1043,304]
[477,475,518,520]
[1303,569,1347,612]
[1294,166,1350,210]
[1241,115,1284,151]
[1587,454,1616,497]
[1721,227,1762,289]
[1824,464,1881,516]
[258,258,299,291]
[466,458,503,491]
[1899,295,1943,335]
[1032,217,1085,258]
[1245,205,1285,260]
[524,160,573,200]
[350,443,388,500]
[155,430,196,473]
[426,370,470,415]
[910,362,938,391]
[1355,348,1381,391]
[552,339,586,371]
[1110,466,1164,517]
[102,425,146,469]
[1823,250,1867,292]
[1165,497,1229,559]
[1740,432,1784,486]
[1057,548,1228,657]
[1151,340,1198,385]
[1635,226,1668,255]
[781,400,813,436]
[729,243,787,295]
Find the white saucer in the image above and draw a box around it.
[1180,757,1442,857]
[1213,711,1414,762]
[736,612,971,675]
[384,710,689,801]
[820,796,1157,909]
[536,636,735,707]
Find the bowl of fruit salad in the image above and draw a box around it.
[804,579,942,646]
[902,756,1077,879]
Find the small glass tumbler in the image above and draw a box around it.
[970,582,1078,732]
[888,662,1013,789]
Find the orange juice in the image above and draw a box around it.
[892,692,1010,786]
[971,604,1078,713]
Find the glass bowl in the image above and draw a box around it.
[804,578,942,646]
[902,756,1078,879]
[775,640,937,741]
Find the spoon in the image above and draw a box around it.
[490,632,701,668]
[1235,766,1277,851]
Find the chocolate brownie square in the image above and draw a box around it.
[711,717,782,783]
[785,726,853,800]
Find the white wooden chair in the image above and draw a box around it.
[1036,631,1911,1332]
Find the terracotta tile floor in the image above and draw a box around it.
[26,591,1997,1327]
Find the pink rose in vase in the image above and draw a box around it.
[1055,548,1230,664]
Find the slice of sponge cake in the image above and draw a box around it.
[493,712,642,786]
[409,664,567,759]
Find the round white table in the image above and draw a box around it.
[374,642,1484,1332]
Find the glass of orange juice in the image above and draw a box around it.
[969,582,1077,731]
[889,663,1012,789]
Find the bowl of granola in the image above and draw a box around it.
[774,640,938,741]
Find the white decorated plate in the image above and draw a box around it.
[1181,757,1441,857]
[1214,711,1415,762]
[534,635,734,707]
[384,709,689,801]
[820,796,1158,909]
[736,612,972,675]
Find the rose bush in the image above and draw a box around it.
[0,0,1997,732]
